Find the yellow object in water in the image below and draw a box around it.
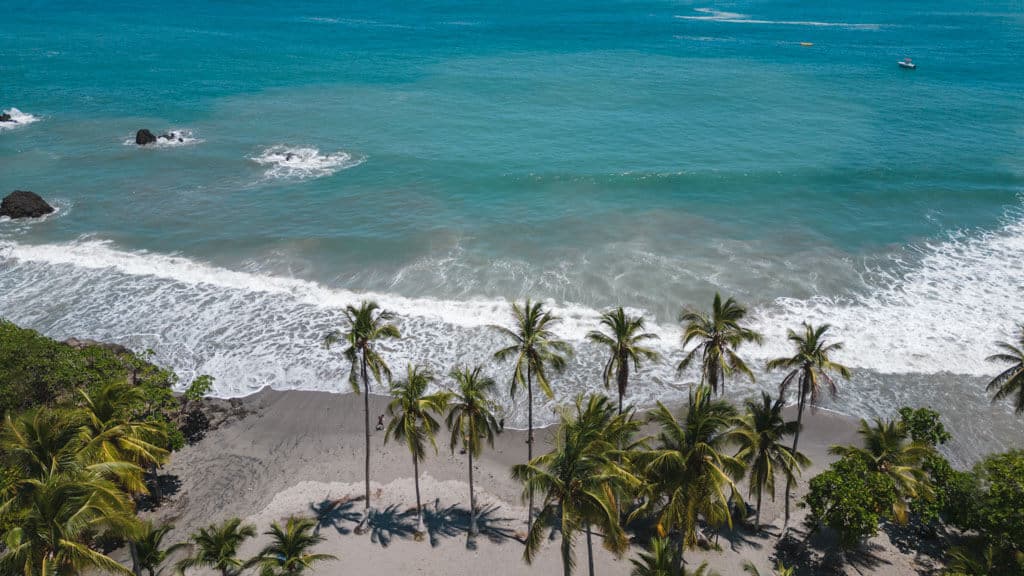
[800,42,814,46]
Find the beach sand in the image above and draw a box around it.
[146,388,944,575]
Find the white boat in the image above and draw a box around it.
[898,58,917,70]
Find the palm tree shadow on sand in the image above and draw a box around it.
[368,504,419,547]
[310,496,365,536]
[421,500,521,549]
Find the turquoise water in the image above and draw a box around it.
[2,0,1022,459]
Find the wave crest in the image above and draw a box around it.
[0,108,41,131]
[250,146,365,180]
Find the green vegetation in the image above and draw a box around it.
[177,517,256,576]
[805,452,897,548]
[253,517,336,576]
[678,293,762,396]
[986,325,1024,415]
[446,365,502,537]
[586,307,660,414]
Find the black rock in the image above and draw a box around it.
[0,190,55,219]
[135,129,157,145]
[0,113,12,123]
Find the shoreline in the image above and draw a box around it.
[144,387,940,575]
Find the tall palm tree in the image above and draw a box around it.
[733,392,810,530]
[0,472,140,576]
[492,298,572,529]
[445,366,502,537]
[512,395,639,576]
[384,364,451,536]
[986,325,1024,415]
[177,518,256,576]
[133,522,187,576]
[766,322,850,525]
[254,516,337,576]
[678,293,762,396]
[631,538,719,576]
[587,307,660,414]
[633,386,744,576]
[324,300,400,523]
[829,418,934,524]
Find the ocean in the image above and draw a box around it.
[2,0,1022,462]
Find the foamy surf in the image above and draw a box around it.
[250,146,365,180]
[676,8,883,30]
[0,108,41,131]
[122,129,203,148]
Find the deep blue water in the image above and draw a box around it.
[1,0,1022,458]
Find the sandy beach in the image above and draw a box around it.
[139,388,946,575]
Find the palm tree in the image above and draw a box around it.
[0,473,140,576]
[254,516,337,576]
[766,322,850,525]
[733,392,810,530]
[829,418,934,524]
[631,538,719,576]
[492,298,572,529]
[587,307,660,414]
[445,366,502,537]
[986,325,1024,415]
[678,293,762,396]
[177,518,256,576]
[134,522,187,576]
[512,395,639,576]
[384,364,451,536]
[633,386,744,576]
[324,300,400,523]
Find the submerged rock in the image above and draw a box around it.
[135,129,157,145]
[0,190,55,219]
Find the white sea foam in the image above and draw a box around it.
[0,209,1021,438]
[0,108,41,131]
[122,129,203,148]
[250,146,365,180]
[676,8,883,30]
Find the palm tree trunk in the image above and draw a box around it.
[149,462,162,503]
[468,447,478,536]
[362,352,372,521]
[784,382,806,527]
[561,530,573,576]
[586,524,595,576]
[617,354,629,415]
[527,364,534,532]
[673,532,685,576]
[414,454,423,533]
[755,482,763,531]
[129,540,142,576]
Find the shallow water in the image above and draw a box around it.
[1,0,1022,462]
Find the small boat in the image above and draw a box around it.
[800,42,814,47]
[898,58,916,70]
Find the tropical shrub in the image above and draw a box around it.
[804,453,896,548]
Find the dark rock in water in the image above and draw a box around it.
[0,113,12,123]
[135,129,157,145]
[159,133,172,140]
[0,190,55,219]
[63,337,131,356]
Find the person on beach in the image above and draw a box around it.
[375,414,385,431]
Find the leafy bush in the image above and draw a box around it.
[898,406,951,447]
[970,451,1024,568]
[804,453,896,548]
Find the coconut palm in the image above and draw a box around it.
[133,522,187,576]
[324,300,400,522]
[829,418,934,524]
[678,293,762,396]
[492,298,572,528]
[254,516,336,576]
[587,307,660,414]
[766,322,850,525]
[177,518,256,576]
[986,325,1024,415]
[733,392,810,530]
[0,472,140,576]
[631,537,720,576]
[512,394,639,576]
[384,364,451,536]
[78,381,169,471]
[445,366,502,537]
[633,386,744,576]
